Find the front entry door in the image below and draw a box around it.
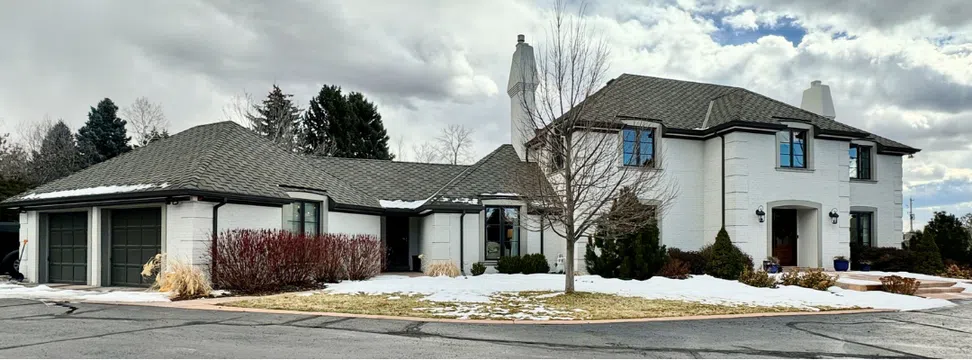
[386,217,410,271]
[772,209,798,266]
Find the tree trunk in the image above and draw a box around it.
[565,239,576,293]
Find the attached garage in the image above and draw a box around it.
[109,208,162,287]
[47,212,88,284]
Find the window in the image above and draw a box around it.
[622,128,654,167]
[850,212,872,247]
[283,201,320,235]
[778,129,808,168]
[549,135,565,171]
[849,144,872,180]
[485,206,520,260]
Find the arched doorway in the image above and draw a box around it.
[765,200,823,268]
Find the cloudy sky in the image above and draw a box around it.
[1,0,971,228]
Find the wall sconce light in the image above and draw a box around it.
[828,208,840,224]
[755,205,766,223]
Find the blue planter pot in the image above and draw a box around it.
[834,259,850,272]
[861,264,871,272]
[767,264,780,274]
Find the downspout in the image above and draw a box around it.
[720,134,726,228]
[211,198,227,285]
[539,216,544,256]
[459,210,466,276]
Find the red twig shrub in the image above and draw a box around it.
[209,230,383,294]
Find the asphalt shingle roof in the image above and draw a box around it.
[573,74,918,153]
[2,121,544,210]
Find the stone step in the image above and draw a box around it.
[916,280,957,288]
[920,292,972,300]
[914,286,964,295]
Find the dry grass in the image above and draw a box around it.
[142,253,212,301]
[424,261,460,277]
[226,291,831,321]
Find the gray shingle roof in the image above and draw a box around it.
[572,74,918,153]
[2,121,543,211]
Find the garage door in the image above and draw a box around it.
[48,212,88,284]
[110,208,162,287]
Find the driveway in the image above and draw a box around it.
[0,298,970,358]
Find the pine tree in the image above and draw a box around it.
[76,98,132,166]
[704,228,749,280]
[298,85,346,155]
[33,121,83,183]
[295,85,393,160]
[911,229,945,274]
[248,85,301,150]
[584,187,666,280]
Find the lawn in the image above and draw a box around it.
[226,291,809,321]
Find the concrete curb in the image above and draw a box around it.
[110,296,895,325]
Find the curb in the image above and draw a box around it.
[109,297,895,325]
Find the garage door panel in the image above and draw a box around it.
[110,208,161,287]
[48,212,88,285]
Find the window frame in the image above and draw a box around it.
[849,211,873,247]
[284,201,322,235]
[484,206,521,261]
[849,144,872,180]
[549,134,566,171]
[621,127,655,168]
[778,129,809,169]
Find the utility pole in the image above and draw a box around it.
[909,197,915,232]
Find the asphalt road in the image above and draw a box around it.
[1,298,970,358]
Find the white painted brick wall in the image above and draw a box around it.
[327,212,381,236]
[850,154,904,247]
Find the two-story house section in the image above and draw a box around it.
[508,35,918,271]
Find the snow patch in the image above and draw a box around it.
[480,192,520,197]
[436,197,479,205]
[379,199,428,209]
[325,273,955,311]
[21,183,170,200]
[0,283,170,303]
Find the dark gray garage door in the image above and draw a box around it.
[48,212,88,284]
[110,208,162,287]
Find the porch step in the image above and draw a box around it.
[920,292,972,300]
[914,286,964,295]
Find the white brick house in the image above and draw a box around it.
[509,34,917,270]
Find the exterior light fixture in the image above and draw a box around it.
[829,208,840,224]
[755,206,766,223]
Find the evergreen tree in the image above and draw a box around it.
[298,85,346,155]
[248,85,301,150]
[912,228,946,274]
[704,228,749,280]
[924,211,971,265]
[584,187,666,280]
[33,121,82,184]
[76,98,131,166]
[297,85,393,160]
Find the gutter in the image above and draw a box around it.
[459,210,466,276]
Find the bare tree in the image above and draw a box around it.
[515,1,677,292]
[221,91,255,127]
[122,97,169,146]
[16,115,55,156]
[411,141,442,163]
[435,124,474,165]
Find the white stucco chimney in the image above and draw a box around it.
[800,80,836,119]
[508,34,538,161]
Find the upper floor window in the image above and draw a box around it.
[849,144,872,180]
[778,129,808,168]
[549,135,565,171]
[283,201,321,235]
[622,128,654,167]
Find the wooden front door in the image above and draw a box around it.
[772,209,798,266]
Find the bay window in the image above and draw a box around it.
[283,201,321,235]
[485,206,520,260]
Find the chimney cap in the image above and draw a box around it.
[517,34,525,43]
[811,80,822,86]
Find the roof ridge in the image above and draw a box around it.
[317,155,470,168]
[427,144,510,200]
[185,123,242,190]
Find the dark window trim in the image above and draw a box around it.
[779,129,808,169]
[622,127,655,168]
[850,144,873,180]
[484,206,520,261]
[287,201,322,235]
[850,211,873,247]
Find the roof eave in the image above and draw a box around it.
[2,189,293,209]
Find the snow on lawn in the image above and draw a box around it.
[325,274,955,311]
[0,283,170,303]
